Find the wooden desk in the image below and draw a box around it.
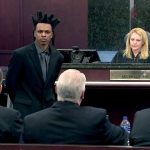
[1,64,150,124]
[61,63,150,125]
[62,63,150,82]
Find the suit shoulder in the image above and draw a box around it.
[136,108,150,114]
[24,108,49,121]
[51,46,64,60]
[0,106,21,117]
[13,43,34,54]
[82,106,107,115]
[84,106,106,111]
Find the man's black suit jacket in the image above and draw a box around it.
[22,101,128,145]
[6,43,64,117]
[0,106,23,143]
[130,108,150,146]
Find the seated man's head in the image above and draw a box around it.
[56,69,86,105]
[0,69,3,93]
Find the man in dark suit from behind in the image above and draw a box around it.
[22,69,128,145]
[130,108,150,146]
[0,68,23,143]
[6,11,64,118]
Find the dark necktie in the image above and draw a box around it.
[41,51,49,81]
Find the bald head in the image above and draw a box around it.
[56,69,86,104]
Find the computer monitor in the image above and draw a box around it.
[59,48,99,63]
[96,50,117,63]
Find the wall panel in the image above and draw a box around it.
[0,0,21,50]
[0,0,88,65]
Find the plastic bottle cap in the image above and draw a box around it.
[123,116,128,120]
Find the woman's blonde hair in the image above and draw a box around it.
[124,27,149,59]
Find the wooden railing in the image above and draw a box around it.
[0,144,149,150]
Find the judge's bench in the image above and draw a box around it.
[1,49,150,125]
[62,63,150,125]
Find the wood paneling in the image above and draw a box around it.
[0,0,21,49]
[0,144,148,150]
[0,0,87,57]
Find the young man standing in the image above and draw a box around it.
[6,11,64,117]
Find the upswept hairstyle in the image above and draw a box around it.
[124,27,149,59]
[32,11,60,45]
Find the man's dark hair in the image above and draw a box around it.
[32,11,60,45]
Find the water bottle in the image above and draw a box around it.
[120,115,131,145]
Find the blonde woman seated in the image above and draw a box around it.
[112,27,150,63]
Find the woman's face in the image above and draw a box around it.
[130,32,143,53]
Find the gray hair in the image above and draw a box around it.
[56,69,86,103]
